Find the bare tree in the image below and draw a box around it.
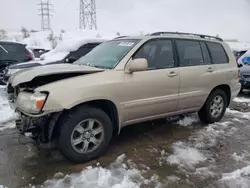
[21,27,30,38]
[47,31,58,49]
[59,29,65,41]
[0,29,7,40]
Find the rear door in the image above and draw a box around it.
[206,42,233,86]
[176,39,214,111]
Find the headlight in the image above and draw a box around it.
[16,91,47,113]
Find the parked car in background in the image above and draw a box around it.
[7,32,240,163]
[2,38,106,84]
[0,41,34,84]
[27,46,50,58]
[239,65,250,92]
[233,50,247,62]
[237,50,250,91]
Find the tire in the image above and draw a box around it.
[0,68,5,85]
[198,89,227,124]
[57,105,113,163]
[239,88,243,93]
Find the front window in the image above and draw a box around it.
[74,39,139,69]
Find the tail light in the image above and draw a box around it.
[25,54,34,61]
[238,69,241,80]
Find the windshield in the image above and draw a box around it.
[74,39,139,69]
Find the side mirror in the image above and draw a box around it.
[127,58,148,73]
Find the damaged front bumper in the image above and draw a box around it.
[8,96,62,143]
[14,109,62,143]
[7,84,62,143]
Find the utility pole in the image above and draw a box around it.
[38,0,52,31]
[79,0,97,30]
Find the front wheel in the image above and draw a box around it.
[198,89,227,124]
[57,106,113,163]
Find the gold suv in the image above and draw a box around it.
[7,32,241,163]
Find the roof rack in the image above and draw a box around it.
[113,36,128,39]
[149,32,223,41]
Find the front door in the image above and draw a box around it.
[122,39,179,124]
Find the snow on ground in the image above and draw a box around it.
[0,88,15,130]
[158,109,246,183]
[177,115,200,127]
[166,142,206,168]
[233,97,250,104]
[232,152,245,162]
[42,154,159,188]
[220,165,250,188]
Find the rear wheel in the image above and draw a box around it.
[198,89,227,124]
[57,106,113,163]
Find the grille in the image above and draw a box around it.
[243,74,250,79]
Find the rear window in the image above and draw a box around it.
[206,42,228,64]
[0,43,30,62]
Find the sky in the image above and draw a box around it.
[0,0,250,41]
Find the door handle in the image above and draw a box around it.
[168,71,178,77]
[207,67,214,72]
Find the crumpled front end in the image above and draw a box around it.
[6,83,61,144]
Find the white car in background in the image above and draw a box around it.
[26,46,51,59]
[2,38,106,84]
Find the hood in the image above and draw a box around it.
[240,65,250,74]
[9,64,104,86]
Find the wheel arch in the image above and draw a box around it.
[209,84,231,107]
[50,99,120,141]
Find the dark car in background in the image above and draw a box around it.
[27,46,50,58]
[233,50,247,61]
[0,41,34,84]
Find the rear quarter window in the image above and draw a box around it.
[206,42,229,64]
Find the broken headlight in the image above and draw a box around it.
[16,91,47,113]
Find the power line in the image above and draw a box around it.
[79,0,97,30]
[38,0,53,31]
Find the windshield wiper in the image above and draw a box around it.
[82,63,110,69]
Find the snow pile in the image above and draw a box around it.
[194,167,216,180]
[232,152,245,162]
[22,31,52,50]
[0,88,15,130]
[233,97,250,103]
[226,109,250,120]
[220,165,250,188]
[177,115,200,127]
[167,142,206,169]
[42,154,158,188]
[21,30,116,50]
[227,41,250,52]
[40,38,107,64]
